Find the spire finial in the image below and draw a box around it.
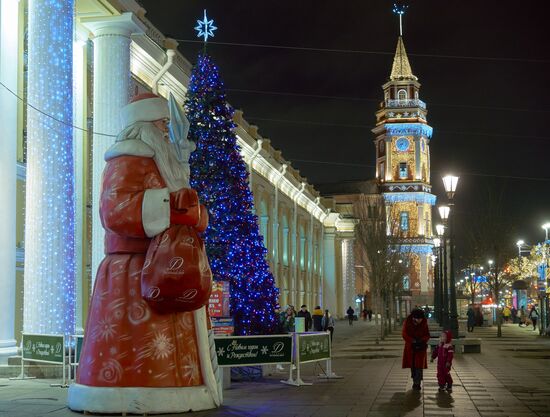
[392,2,408,37]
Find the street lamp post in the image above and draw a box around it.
[540,223,550,334]
[437,208,450,330]
[433,237,441,323]
[436,224,445,327]
[442,174,460,339]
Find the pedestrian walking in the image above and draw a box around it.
[511,306,517,323]
[402,309,430,390]
[367,309,373,321]
[296,304,313,331]
[362,308,368,321]
[312,305,324,331]
[518,306,526,327]
[503,306,511,323]
[528,305,539,331]
[431,330,454,393]
[467,305,475,332]
[321,309,335,341]
[346,306,355,326]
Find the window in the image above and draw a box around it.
[379,162,385,180]
[399,162,408,179]
[397,89,407,100]
[414,91,419,100]
[400,212,409,231]
[403,276,410,290]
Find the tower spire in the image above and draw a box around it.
[390,36,417,81]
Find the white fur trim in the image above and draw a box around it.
[121,97,169,128]
[194,306,222,406]
[105,139,155,161]
[142,188,170,238]
[67,383,217,414]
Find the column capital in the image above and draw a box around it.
[80,12,146,38]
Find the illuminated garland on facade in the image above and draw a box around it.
[24,0,75,335]
[384,123,433,138]
[383,192,436,205]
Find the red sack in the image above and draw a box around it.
[141,224,212,314]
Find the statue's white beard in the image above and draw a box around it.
[116,122,189,192]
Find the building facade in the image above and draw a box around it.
[0,0,356,362]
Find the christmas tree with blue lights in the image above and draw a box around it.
[186,53,279,335]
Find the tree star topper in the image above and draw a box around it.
[195,9,217,42]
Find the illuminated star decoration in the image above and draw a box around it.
[392,2,408,36]
[195,9,217,42]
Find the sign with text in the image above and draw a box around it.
[211,317,234,336]
[22,334,64,364]
[215,335,292,366]
[209,281,230,317]
[297,332,331,363]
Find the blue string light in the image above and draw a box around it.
[186,53,279,336]
[24,0,75,336]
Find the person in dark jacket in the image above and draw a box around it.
[296,305,313,331]
[402,309,430,390]
[312,306,324,331]
[467,305,475,332]
[346,306,355,326]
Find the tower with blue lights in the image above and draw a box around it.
[372,18,436,303]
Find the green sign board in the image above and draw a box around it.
[215,335,292,366]
[75,336,84,364]
[22,334,64,364]
[298,333,331,363]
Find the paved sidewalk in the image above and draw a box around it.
[1,320,549,417]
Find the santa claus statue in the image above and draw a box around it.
[68,93,221,414]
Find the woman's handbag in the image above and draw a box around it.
[141,223,212,314]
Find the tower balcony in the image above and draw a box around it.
[384,98,426,110]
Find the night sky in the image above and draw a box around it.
[139,0,550,252]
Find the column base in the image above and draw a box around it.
[0,341,19,365]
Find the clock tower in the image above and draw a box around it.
[372,36,436,304]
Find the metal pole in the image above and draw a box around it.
[448,205,459,339]
[438,245,444,326]
[434,248,441,323]
[442,232,449,329]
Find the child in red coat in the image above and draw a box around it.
[431,330,454,392]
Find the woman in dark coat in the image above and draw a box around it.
[402,309,430,390]
[467,305,475,332]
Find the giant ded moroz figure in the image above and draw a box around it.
[68,93,221,414]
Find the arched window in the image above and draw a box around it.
[403,276,410,290]
[414,91,419,100]
[397,89,408,100]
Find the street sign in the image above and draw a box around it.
[297,332,331,364]
[215,335,292,366]
[22,334,64,364]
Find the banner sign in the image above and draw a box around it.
[215,335,292,366]
[297,333,331,363]
[209,281,230,317]
[22,334,64,364]
[75,335,84,364]
[211,317,234,336]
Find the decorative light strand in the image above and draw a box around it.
[187,53,279,336]
[24,0,76,336]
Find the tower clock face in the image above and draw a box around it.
[395,137,410,152]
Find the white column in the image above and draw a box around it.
[323,229,337,314]
[24,0,76,335]
[341,238,356,312]
[414,137,421,179]
[73,31,87,334]
[385,136,392,181]
[0,0,20,360]
[81,13,145,283]
[420,253,429,293]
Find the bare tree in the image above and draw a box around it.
[354,195,411,339]
[466,189,516,337]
